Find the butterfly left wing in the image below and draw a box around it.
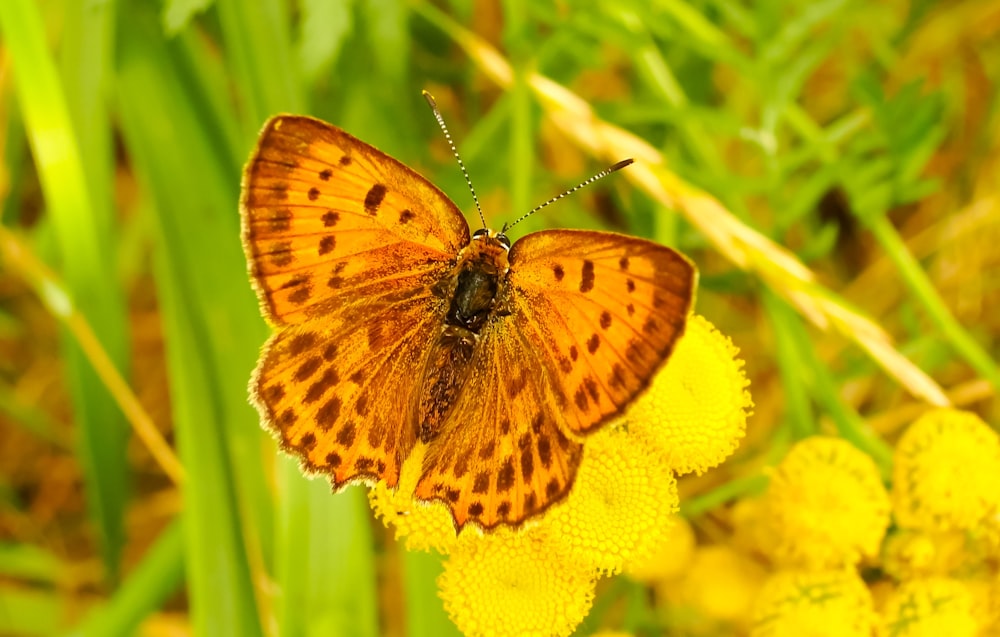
[414,316,584,530]
[504,229,696,436]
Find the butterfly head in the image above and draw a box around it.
[471,227,511,251]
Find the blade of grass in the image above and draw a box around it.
[0,0,131,579]
[276,467,379,637]
[65,520,185,637]
[403,550,461,637]
[115,4,269,635]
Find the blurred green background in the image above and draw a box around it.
[0,0,997,635]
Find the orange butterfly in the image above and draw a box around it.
[241,95,696,530]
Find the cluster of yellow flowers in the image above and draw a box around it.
[369,314,753,636]
[638,409,1000,637]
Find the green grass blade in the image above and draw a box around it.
[0,0,131,580]
[115,5,269,635]
[65,521,185,637]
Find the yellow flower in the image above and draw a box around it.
[657,544,767,630]
[881,527,996,581]
[369,445,458,553]
[623,514,695,583]
[750,569,875,637]
[626,314,752,475]
[438,527,596,637]
[892,409,1000,533]
[546,425,679,574]
[764,436,890,568]
[878,578,978,637]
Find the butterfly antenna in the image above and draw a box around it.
[422,91,487,230]
[501,158,634,234]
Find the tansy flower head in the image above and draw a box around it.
[657,544,766,631]
[626,314,752,475]
[763,436,890,568]
[546,425,679,574]
[369,445,458,553]
[878,578,978,637]
[624,514,695,583]
[892,408,1000,533]
[750,569,875,637]
[881,527,994,581]
[438,527,596,637]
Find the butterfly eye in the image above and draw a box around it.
[472,228,489,239]
[497,234,511,249]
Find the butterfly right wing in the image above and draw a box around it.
[252,288,447,489]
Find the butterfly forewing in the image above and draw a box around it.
[506,229,696,436]
[241,115,470,325]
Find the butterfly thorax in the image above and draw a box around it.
[418,232,510,443]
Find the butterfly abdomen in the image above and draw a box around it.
[418,234,510,443]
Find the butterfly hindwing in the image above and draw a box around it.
[506,229,696,436]
[241,115,470,325]
[414,314,583,530]
[252,290,447,488]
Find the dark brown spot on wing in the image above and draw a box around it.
[294,356,322,382]
[288,332,317,356]
[322,342,338,361]
[600,311,612,330]
[580,260,595,293]
[473,472,489,494]
[399,209,415,224]
[546,478,560,498]
[538,435,552,468]
[454,454,469,478]
[304,368,338,403]
[468,502,484,517]
[283,275,312,305]
[583,377,600,402]
[322,211,339,227]
[367,423,383,448]
[520,448,534,481]
[626,303,635,316]
[335,421,355,446]
[270,209,292,231]
[318,235,335,255]
[350,370,364,384]
[609,363,626,390]
[518,433,532,451]
[574,387,589,411]
[299,432,317,450]
[626,279,636,293]
[278,408,295,427]
[319,168,332,181]
[355,391,370,416]
[497,501,511,519]
[587,333,600,354]
[524,492,537,513]
[326,452,341,467]
[264,383,285,403]
[479,440,495,460]
[553,264,565,281]
[308,187,320,201]
[619,256,630,270]
[355,457,375,472]
[316,397,341,430]
[270,241,293,267]
[569,345,579,361]
[364,184,387,214]
[497,458,515,492]
[445,488,460,503]
[339,155,352,166]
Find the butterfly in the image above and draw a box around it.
[240,97,696,531]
